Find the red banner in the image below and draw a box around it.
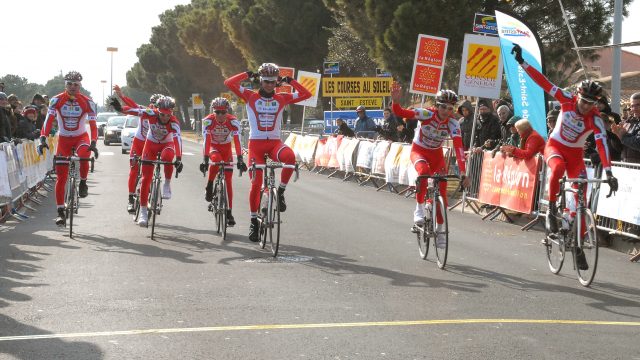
[478,152,540,213]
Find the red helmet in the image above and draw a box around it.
[210,97,230,112]
[156,96,175,115]
[258,63,279,81]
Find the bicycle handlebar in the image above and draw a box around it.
[249,162,300,182]
[561,176,616,198]
[53,155,94,162]
[199,161,244,177]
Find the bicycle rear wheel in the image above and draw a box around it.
[416,217,430,260]
[259,190,268,249]
[433,196,448,269]
[575,208,598,287]
[268,188,281,257]
[545,231,565,275]
[150,179,160,239]
[213,181,221,233]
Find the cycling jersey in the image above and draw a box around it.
[41,92,97,140]
[120,95,150,141]
[136,111,183,158]
[224,72,312,139]
[202,113,242,156]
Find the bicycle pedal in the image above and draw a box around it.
[411,225,420,234]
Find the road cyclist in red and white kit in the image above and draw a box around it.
[511,44,618,248]
[391,84,470,247]
[199,97,247,227]
[110,85,164,213]
[224,63,311,242]
[111,96,184,226]
[37,71,99,226]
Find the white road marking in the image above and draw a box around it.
[101,152,114,156]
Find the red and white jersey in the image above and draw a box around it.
[522,62,611,170]
[41,92,97,140]
[392,103,466,173]
[224,72,312,140]
[202,113,243,156]
[120,95,151,141]
[141,112,182,158]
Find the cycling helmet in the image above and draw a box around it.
[257,63,280,81]
[210,97,230,112]
[435,89,458,105]
[156,96,175,115]
[64,71,83,82]
[149,93,164,104]
[577,80,603,103]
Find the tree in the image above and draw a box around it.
[176,0,248,77]
[326,17,379,77]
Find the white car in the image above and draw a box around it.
[120,115,140,154]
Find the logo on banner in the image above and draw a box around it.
[416,38,447,66]
[410,34,448,96]
[473,14,498,35]
[466,44,500,78]
[499,22,532,37]
[413,65,442,94]
[299,77,318,97]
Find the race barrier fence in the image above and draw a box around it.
[1,137,57,224]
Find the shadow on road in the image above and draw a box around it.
[0,233,104,359]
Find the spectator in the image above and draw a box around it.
[0,82,4,92]
[500,119,545,160]
[497,104,513,143]
[622,105,630,122]
[334,118,355,137]
[611,92,640,163]
[31,93,47,129]
[12,101,26,138]
[503,115,521,146]
[596,97,622,124]
[354,105,377,136]
[457,100,474,150]
[472,100,502,151]
[0,92,12,142]
[16,106,40,140]
[396,115,416,143]
[43,95,50,106]
[546,109,559,137]
[7,94,20,137]
[376,107,400,141]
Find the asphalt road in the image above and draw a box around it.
[1,139,639,359]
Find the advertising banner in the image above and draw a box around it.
[596,166,640,225]
[323,62,340,75]
[343,138,360,173]
[315,138,329,167]
[478,152,540,213]
[0,149,10,198]
[356,141,375,169]
[495,10,547,139]
[409,34,448,96]
[322,77,392,97]
[276,67,295,94]
[324,110,384,134]
[296,71,322,107]
[335,97,383,110]
[371,140,391,175]
[458,34,503,99]
[384,142,404,183]
[327,136,343,169]
[473,13,498,35]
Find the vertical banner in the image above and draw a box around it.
[277,67,295,94]
[457,34,503,99]
[295,70,322,107]
[495,10,548,140]
[409,34,449,96]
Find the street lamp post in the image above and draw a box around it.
[106,47,118,96]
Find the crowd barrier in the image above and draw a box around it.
[284,131,640,250]
[0,137,56,223]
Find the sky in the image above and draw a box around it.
[2,0,640,106]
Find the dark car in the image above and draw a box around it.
[103,116,127,145]
[96,112,119,137]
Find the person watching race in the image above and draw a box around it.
[112,96,183,226]
[37,71,99,226]
[511,44,618,263]
[111,85,163,213]
[391,84,470,247]
[224,63,311,242]
[199,97,247,227]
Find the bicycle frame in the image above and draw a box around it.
[139,152,178,239]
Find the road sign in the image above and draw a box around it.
[322,77,392,97]
[323,61,340,75]
[409,34,448,96]
[192,93,204,110]
[335,97,383,110]
[376,68,392,77]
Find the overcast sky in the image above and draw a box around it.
[3,0,640,105]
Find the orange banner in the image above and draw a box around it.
[410,65,442,95]
[276,66,295,94]
[478,152,540,213]
[410,34,448,96]
[416,36,447,67]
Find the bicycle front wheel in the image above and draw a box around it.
[150,179,160,239]
[268,188,281,257]
[68,177,76,238]
[433,196,448,269]
[213,181,221,233]
[575,208,598,287]
[259,190,268,249]
[220,180,228,240]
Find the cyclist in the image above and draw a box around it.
[37,71,99,226]
[199,97,247,227]
[391,84,470,247]
[224,63,311,242]
[111,86,164,213]
[116,96,183,226]
[511,44,618,242]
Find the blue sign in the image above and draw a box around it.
[473,13,498,35]
[323,62,340,75]
[323,110,384,134]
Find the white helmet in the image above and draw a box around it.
[257,63,280,82]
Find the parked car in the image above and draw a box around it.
[120,116,140,154]
[96,112,119,137]
[103,116,127,145]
